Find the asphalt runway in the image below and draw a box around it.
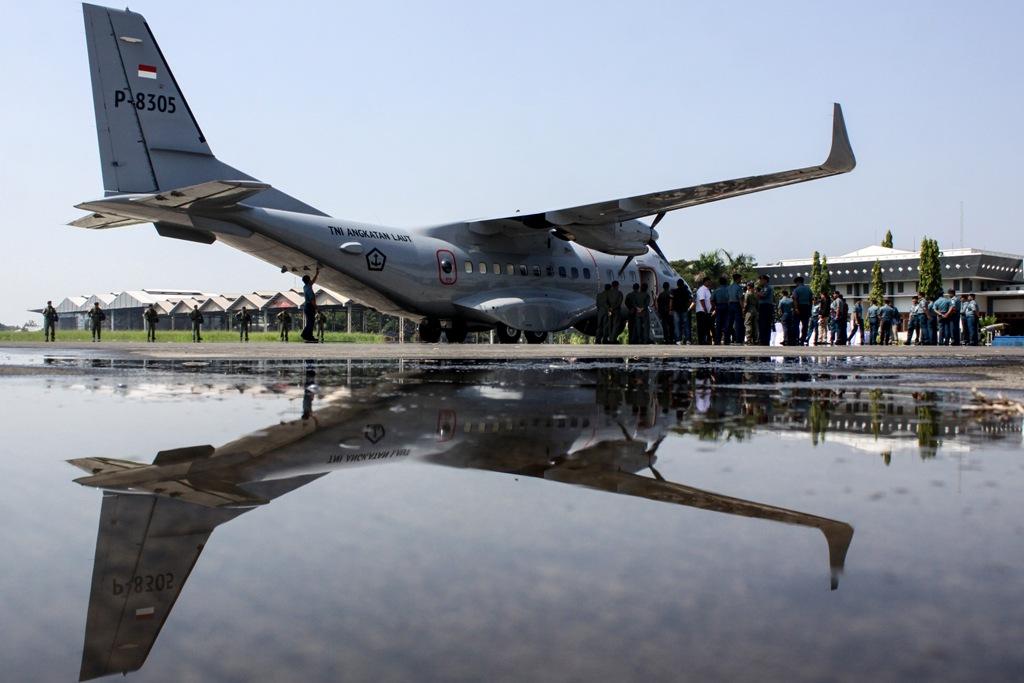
[4,341,1024,389]
[4,340,1023,360]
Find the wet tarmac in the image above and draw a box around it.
[1,357,1022,681]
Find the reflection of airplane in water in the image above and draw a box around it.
[70,369,853,680]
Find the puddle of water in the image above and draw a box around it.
[0,362,1021,682]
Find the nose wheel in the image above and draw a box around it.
[444,319,468,344]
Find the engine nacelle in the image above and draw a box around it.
[558,220,657,256]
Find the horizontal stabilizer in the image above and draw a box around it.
[69,457,147,477]
[69,179,272,230]
[68,214,148,230]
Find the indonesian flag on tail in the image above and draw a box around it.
[138,64,157,79]
[135,606,155,620]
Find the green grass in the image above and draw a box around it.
[0,330,384,343]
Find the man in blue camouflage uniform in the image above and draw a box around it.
[906,296,924,345]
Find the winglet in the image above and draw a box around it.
[823,103,856,172]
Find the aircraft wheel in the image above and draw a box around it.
[418,319,442,343]
[524,331,548,344]
[445,320,468,344]
[495,324,521,344]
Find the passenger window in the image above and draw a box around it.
[464,260,473,273]
[630,271,638,282]
[546,265,554,277]
[583,268,591,279]
[571,267,579,279]
[479,261,487,274]
[606,269,613,280]
[507,264,515,275]
[519,265,528,276]
[558,266,567,277]
[532,265,541,277]
[493,263,500,275]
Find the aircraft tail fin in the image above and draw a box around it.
[81,3,324,215]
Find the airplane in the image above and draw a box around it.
[70,366,853,680]
[73,4,855,344]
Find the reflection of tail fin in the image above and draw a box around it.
[79,493,243,681]
[81,4,322,215]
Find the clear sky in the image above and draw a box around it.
[2,0,1022,324]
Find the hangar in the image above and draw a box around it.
[31,287,369,333]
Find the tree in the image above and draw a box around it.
[819,256,832,295]
[669,249,758,286]
[718,249,759,281]
[810,251,823,295]
[882,230,893,248]
[869,260,885,305]
[917,237,943,299]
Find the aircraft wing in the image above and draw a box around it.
[471,104,854,232]
[543,460,853,589]
[79,492,245,681]
[69,179,271,229]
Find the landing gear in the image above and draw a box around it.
[418,318,442,343]
[495,324,521,344]
[444,319,468,344]
[524,331,548,344]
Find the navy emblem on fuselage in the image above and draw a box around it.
[366,248,386,271]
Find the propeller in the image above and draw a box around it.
[618,211,669,276]
[648,212,669,261]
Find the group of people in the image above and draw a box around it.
[596,273,984,347]
[43,300,113,343]
[594,280,695,344]
[41,267,331,344]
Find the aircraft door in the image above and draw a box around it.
[436,250,457,285]
[639,267,658,292]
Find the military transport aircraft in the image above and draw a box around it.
[70,367,853,680]
[74,4,855,343]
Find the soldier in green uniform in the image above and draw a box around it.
[277,310,292,341]
[742,282,759,344]
[624,283,644,344]
[594,284,610,344]
[236,307,253,342]
[87,302,106,342]
[607,281,624,344]
[42,301,58,342]
[144,304,159,342]
[189,305,204,343]
[315,310,328,342]
[638,282,652,343]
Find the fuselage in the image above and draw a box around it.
[213,206,679,332]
